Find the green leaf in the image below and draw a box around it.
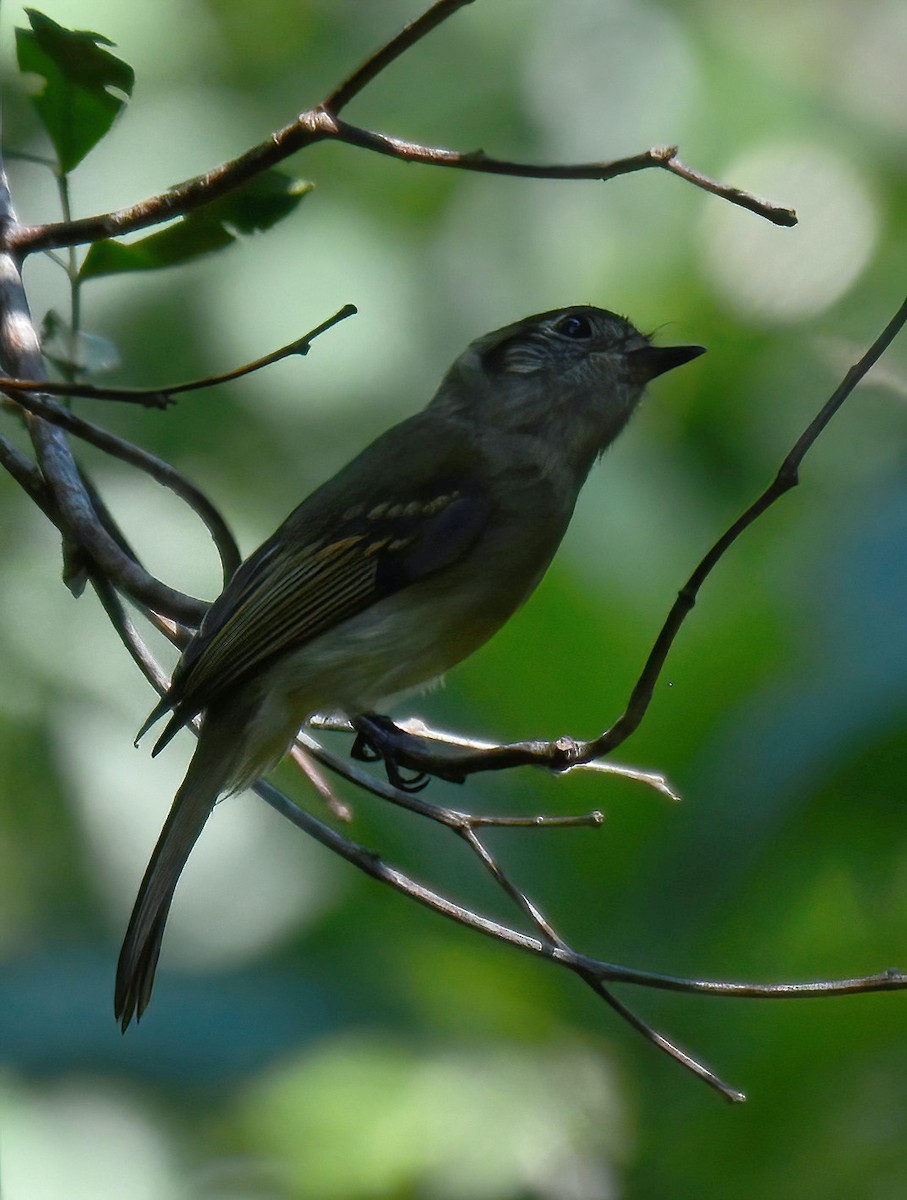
[80,172,314,279]
[16,9,134,173]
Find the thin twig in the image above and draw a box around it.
[253,776,907,1100]
[466,810,605,830]
[458,809,741,1100]
[324,0,477,115]
[309,713,682,802]
[581,292,907,760]
[296,728,602,831]
[300,717,725,1095]
[587,979,745,1103]
[0,304,357,407]
[326,117,797,226]
[663,156,797,227]
[290,743,354,823]
[91,571,171,693]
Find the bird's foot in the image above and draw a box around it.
[351,713,432,792]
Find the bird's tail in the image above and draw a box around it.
[115,724,232,1031]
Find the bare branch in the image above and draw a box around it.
[324,0,476,115]
[90,571,171,693]
[589,982,746,1103]
[8,5,794,257]
[6,388,239,595]
[663,155,797,226]
[310,713,683,802]
[0,208,208,621]
[581,291,907,760]
[0,432,49,506]
[324,117,797,226]
[290,743,355,823]
[297,727,604,832]
[467,810,605,830]
[0,303,357,407]
[253,775,907,1100]
[13,122,794,257]
[397,716,683,802]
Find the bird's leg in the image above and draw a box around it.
[351,713,434,792]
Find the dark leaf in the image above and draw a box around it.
[80,173,313,279]
[16,10,134,173]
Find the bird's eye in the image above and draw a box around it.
[555,314,593,339]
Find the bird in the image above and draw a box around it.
[115,305,704,1028]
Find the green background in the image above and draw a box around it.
[1,1,906,1196]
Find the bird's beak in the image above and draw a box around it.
[628,344,706,381]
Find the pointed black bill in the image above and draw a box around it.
[629,343,706,381]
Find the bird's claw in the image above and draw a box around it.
[352,716,431,792]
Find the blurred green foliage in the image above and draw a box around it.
[1,1,906,1197]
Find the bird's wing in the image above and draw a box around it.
[144,416,490,751]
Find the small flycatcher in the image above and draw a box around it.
[116,305,704,1027]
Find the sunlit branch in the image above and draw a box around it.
[0,304,357,407]
[9,4,793,256]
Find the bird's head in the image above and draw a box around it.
[433,305,704,468]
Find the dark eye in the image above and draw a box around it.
[555,314,593,339]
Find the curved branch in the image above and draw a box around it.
[325,117,797,225]
[7,387,234,605]
[0,432,58,523]
[10,4,794,256]
[0,250,205,625]
[0,304,357,407]
[13,121,795,257]
[582,291,907,760]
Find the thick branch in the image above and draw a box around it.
[0,431,54,514]
[0,183,208,620]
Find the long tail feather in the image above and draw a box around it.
[115,727,230,1030]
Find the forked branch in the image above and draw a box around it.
[10,1,793,257]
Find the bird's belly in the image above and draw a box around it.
[260,544,546,721]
